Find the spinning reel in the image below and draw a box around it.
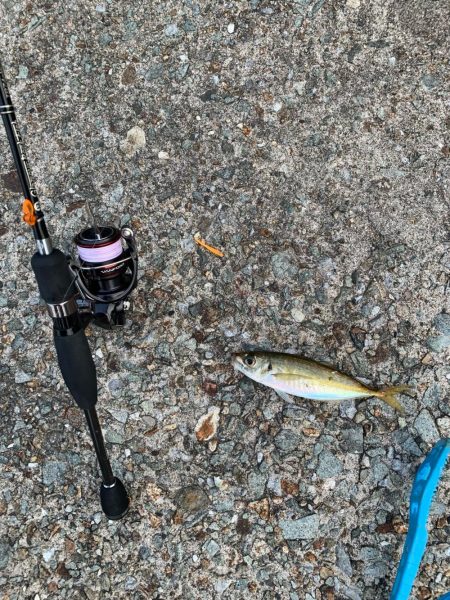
[70,224,138,329]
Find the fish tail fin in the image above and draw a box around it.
[375,385,413,413]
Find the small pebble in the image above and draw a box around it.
[414,409,439,444]
[42,548,55,562]
[317,449,343,479]
[42,461,67,486]
[279,514,319,540]
[165,23,179,37]
[15,371,32,384]
[291,306,305,323]
[274,430,301,452]
[434,313,450,335]
[18,65,28,79]
[120,126,146,157]
[175,485,210,513]
[437,417,450,436]
[203,539,220,557]
[273,101,283,113]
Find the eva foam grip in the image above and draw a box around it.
[31,249,76,303]
[54,329,98,410]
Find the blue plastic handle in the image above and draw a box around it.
[390,439,450,600]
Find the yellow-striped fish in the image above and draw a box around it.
[232,351,411,413]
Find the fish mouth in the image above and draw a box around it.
[231,353,245,372]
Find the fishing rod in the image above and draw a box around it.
[0,60,138,519]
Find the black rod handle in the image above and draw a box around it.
[31,249,75,303]
[53,329,98,410]
[32,249,98,410]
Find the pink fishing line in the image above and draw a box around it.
[77,239,123,263]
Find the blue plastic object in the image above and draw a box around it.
[390,438,450,600]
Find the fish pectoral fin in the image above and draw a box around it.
[274,390,293,403]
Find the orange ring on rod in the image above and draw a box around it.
[22,199,37,226]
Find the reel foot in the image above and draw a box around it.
[100,478,130,520]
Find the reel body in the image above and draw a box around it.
[71,225,138,329]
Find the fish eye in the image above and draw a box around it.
[244,354,256,367]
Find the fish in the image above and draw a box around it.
[232,351,412,413]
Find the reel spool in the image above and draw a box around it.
[71,225,138,329]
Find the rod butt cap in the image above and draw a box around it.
[100,478,130,520]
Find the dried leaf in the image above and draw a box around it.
[195,407,220,442]
[193,232,224,257]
